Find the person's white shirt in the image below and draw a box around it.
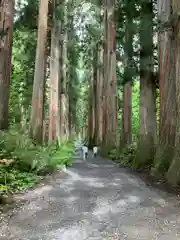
[93,146,98,157]
[82,146,88,160]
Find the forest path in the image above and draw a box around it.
[1,149,180,239]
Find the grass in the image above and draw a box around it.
[0,130,74,198]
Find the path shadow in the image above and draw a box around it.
[1,152,180,239]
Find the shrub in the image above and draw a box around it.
[0,130,74,195]
[120,143,137,166]
[109,143,137,166]
[108,148,119,160]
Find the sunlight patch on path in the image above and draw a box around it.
[64,168,105,188]
[2,152,180,239]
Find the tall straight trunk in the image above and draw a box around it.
[121,82,132,147]
[59,0,69,142]
[153,0,176,174]
[88,71,94,147]
[102,0,117,155]
[166,1,180,185]
[133,1,157,168]
[59,32,63,140]
[102,1,108,151]
[61,31,69,140]
[121,4,133,148]
[96,43,104,144]
[68,99,72,138]
[92,45,98,145]
[43,27,51,144]
[95,3,103,145]
[67,16,73,139]
[48,0,61,144]
[0,0,15,130]
[30,0,49,144]
[91,79,95,147]
[107,0,117,146]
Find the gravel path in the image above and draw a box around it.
[1,150,180,239]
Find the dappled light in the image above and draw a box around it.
[2,152,180,239]
[1,0,180,239]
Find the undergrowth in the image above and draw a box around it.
[108,143,137,167]
[109,143,155,173]
[0,130,74,198]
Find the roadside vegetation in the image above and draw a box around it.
[0,131,74,204]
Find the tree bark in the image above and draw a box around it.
[133,1,157,168]
[60,0,69,142]
[153,0,176,174]
[120,2,133,148]
[67,15,74,139]
[88,70,94,147]
[96,43,103,144]
[102,0,117,155]
[0,0,15,130]
[92,45,98,145]
[48,0,61,144]
[30,0,49,144]
[121,82,132,147]
[166,1,180,185]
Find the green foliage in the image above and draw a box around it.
[108,148,119,161]
[0,166,41,193]
[117,81,139,139]
[132,81,139,140]
[10,28,36,125]
[0,131,74,195]
[50,143,74,168]
[152,144,173,177]
[109,143,137,167]
[15,0,39,30]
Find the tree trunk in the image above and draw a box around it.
[30,0,49,144]
[121,82,132,147]
[102,1,108,153]
[0,0,15,130]
[67,15,73,139]
[166,1,180,185]
[96,43,103,144]
[133,1,157,168]
[42,29,51,144]
[88,71,94,147]
[120,3,133,148]
[48,1,61,144]
[153,0,176,174]
[60,0,69,142]
[102,0,117,155]
[92,45,98,145]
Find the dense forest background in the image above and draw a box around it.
[0,0,180,203]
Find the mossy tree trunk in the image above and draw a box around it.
[121,82,132,148]
[120,2,133,149]
[133,1,157,169]
[153,0,176,175]
[96,43,104,145]
[166,1,180,185]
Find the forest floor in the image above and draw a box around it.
[1,149,180,239]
